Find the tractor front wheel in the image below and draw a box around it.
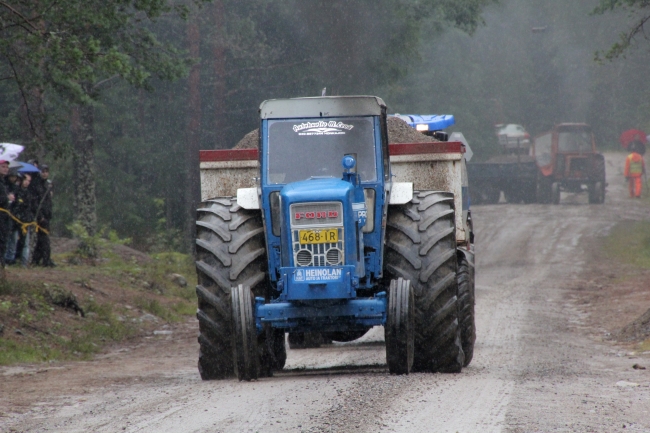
[231,284,259,381]
[385,278,414,375]
[457,256,476,367]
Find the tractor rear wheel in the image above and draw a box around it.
[385,191,464,373]
[457,256,476,367]
[588,181,605,204]
[231,284,259,381]
[551,182,561,204]
[195,198,268,380]
[385,278,414,375]
[536,177,552,204]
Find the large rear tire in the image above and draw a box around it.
[385,278,414,375]
[457,256,476,367]
[195,198,267,380]
[385,191,464,373]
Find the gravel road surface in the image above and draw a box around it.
[2,153,649,432]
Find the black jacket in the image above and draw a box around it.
[12,186,36,228]
[29,175,52,221]
[0,176,9,236]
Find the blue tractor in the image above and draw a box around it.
[195,96,475,380]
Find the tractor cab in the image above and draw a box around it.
[534,123,606,204]
[259,96,390,298]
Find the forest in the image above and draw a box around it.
[1,0,649,251]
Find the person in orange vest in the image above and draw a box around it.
[624,141,646,198]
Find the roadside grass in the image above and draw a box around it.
[0,248,197,366]
[602,220,650,269]
[601,220,650,351]
[639,339,650,352]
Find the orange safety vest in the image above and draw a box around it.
[625,152,645,177]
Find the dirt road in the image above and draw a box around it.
[2,153,649,432]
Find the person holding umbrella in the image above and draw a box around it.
[624,141,646,198]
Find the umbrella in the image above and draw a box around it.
[619,129,647,149]
[16,161,40,173]
[0,142,25,162]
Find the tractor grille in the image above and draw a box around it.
[290,201,344,267]
[292,228,344,267]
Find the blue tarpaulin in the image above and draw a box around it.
[391,114,455,131]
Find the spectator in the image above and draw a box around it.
[0,160,13,275]
[5,173,35,267]
[31,164,55,267]
[5,169,20,196]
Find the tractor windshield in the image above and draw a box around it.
[558,131,592,154]
[267,117,377,184]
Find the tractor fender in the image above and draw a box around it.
[388,182,413,205]
[237,187,260,209]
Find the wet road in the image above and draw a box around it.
[2,153,650,432]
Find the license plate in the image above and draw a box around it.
[298,229,338,244]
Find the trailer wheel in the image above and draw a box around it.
[588,181,605,204]
[551,182,561,205]
[386,191,464,373]
[457,256,475,367]
[231,284,259,381]
[195,198,268,380]
[385,278,415,375]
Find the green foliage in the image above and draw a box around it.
[67,221,131,259]
[0,0,210,154]
[592,0,650,60]
[3,0,496,247]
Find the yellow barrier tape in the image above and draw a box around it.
[0,208,50,235]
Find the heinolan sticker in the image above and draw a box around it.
[294,268,342,282]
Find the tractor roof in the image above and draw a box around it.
[259,96,386,119]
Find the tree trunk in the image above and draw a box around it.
[71,104,97,235]
[186,18,202,250]
[213,0,226,149]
